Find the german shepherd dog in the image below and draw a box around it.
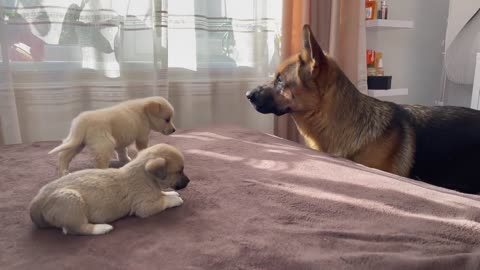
[246,24,480,194]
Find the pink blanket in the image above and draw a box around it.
[1,126,480,270]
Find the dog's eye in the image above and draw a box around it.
[275,74,285,90]
[276,74,286,86]
[165,118,171,123]
[275,74,283,85]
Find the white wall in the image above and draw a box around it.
[445,81,472,107]
[366,0,449,105]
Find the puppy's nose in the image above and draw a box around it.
[175,181,188,190]
[175,175,190,190]
[171,128,176,133]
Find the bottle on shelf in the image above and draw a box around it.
[365,0,377,20]
[376,59,385,76]
[379,1,388,19]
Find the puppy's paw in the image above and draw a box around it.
[162,191,180,197]
[91,224,114,235]
[165,195,183,209]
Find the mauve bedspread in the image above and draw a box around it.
[1,126,480,270]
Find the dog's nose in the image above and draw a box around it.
[172,128,176,133]
[246,89,257,102]
[175,181,188,190]
[174,175,190,190]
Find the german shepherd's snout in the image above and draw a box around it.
[246,86,291,116]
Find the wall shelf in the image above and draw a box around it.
[368,88,408,97]
[366,19,414,29]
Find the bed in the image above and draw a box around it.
[1,126,480,270]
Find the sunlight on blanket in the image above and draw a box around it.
[265,149,296,155]
[245,178,480,231]
[244,159,289,170]
[186,149,244,161]
[186,132,234,140]
[172,131,301,152]
[172,135,217,141]
[186,148,291,171]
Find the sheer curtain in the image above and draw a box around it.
[0,0,282,144]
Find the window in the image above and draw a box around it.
[1,0,282,77]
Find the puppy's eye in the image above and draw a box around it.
[165,118,171,123]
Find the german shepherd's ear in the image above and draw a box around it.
[145,157,167,179]
[301,24,327,68]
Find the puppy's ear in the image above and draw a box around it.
[144,101,161,116]
[145,158,167,179]
[301,24,327,67]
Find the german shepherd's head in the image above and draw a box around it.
[246,24,336,116]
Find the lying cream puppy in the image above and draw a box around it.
[49,96,176,176]
[30,144,190,236]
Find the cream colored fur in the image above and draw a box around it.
[49,97,176,176]
[30,144,190,236]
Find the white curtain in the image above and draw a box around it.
[0,0,282,144]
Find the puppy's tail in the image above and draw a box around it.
[48,139,80,154]
[48,118,85,154]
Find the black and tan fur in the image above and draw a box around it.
[246,24,480,194]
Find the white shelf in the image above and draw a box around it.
[368,88,408,97]
[366,19,414,29]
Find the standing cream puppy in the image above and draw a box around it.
[49,97,176,176]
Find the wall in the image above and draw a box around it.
[366,0,450,105]
[445,81,472,107]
